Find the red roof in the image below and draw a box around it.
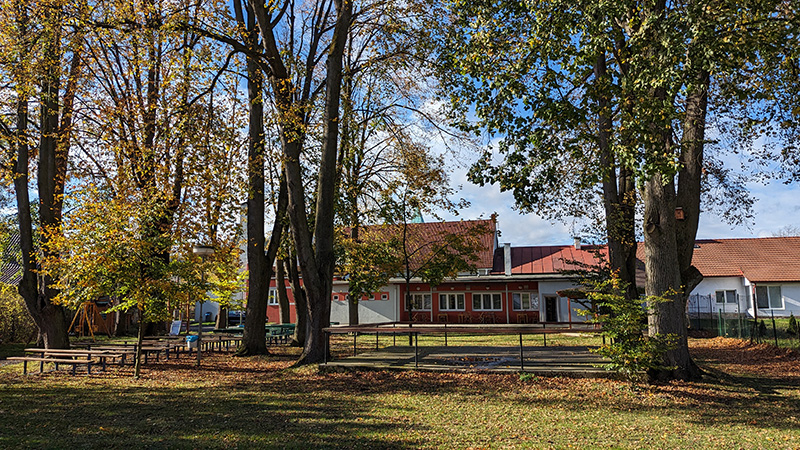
[495,237,800,283]
[690,237,800,282]
[358,219,497,270]
[492,245,607,275]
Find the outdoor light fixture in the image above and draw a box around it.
[193,244,215,367]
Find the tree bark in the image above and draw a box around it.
[286,254,307,347]
[594,51,638,300]
[644,173,698,381]
[238,49,269,356]
[347,226,359,325]
[11,3,70,350]
[277,258,291,324]
[134,310,146,379]
[215,306,229,329]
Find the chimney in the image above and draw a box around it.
[503,243,512,276]
[573,236,581,250]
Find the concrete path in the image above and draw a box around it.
[321,345,616,378]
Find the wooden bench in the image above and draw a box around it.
[9,356,95,375]
[23,349,126,370]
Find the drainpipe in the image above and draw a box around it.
[505,283,510,324]
[504,243,512,276]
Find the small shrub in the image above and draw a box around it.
[519,373,538,383]
[0,283,37,344]
[788,314,798,337]
[579,277,676,383]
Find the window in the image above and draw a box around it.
[715,290,736,304]
[409,293,431,311]
[472,293,502,311]
[755,285,783,309]
[513,292,539,311]
[381,293,388,301]
[439,293,465,311]
[268,288,278,305]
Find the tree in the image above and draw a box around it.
[439,0,640,304]
[334,0,473,324]
[228,0,288,356]
[0,0,87,349]
[773,225,800,237]
[240,0,353,365]
[438,0,793,380]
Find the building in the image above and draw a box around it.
[252,220,800,325]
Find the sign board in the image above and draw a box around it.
[169,320,183,336]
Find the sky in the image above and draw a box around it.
[436,158,800,247]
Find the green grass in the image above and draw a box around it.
[0,337,798,449]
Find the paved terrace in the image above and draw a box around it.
[320,323,614,378]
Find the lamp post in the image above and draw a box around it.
[193,244,215,367]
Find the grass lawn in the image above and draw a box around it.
[0,337,798,449]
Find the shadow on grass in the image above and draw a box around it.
[0,372,422,449]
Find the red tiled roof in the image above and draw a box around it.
[358,219,497,270]
[689,237,800,282]
[492,245,607,275]
[496,237,800,283]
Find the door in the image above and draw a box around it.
[544,295,558,322]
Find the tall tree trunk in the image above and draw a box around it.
[232,0,288,357]
[238,52,269,356]
[216,306,229,329]
[134,309,146,379]
[595,52,638,300]
[347,226,359,325]
[676,69,710,294]
[277,258,291,324]
[286,254,307,347]
[279,0,352,366]
[12,3,71,350]
[644,173,699,380]
[640,0,702,382]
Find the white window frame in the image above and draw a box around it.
[472,292,502,311]
[755,285,783,310]
[409,293,432,311]
[380,293,389,301]
[268,288,278,305]
[512,292,539,311]
[715,290,737,305]
[439,293,465,311]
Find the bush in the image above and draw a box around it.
[788,314,798,338]
[0,283,37,344]
[579,277,676,382]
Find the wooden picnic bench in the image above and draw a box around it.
[23,348,127,369]
[8,356,95,375]
[89,345,167,364]
[204,334,242,352]
[11,348,124,375]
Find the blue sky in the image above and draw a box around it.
[437,160,799,247]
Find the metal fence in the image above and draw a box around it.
[688,294,800,348]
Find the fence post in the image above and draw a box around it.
[772,310,779,348]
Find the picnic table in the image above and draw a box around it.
[267,324,295,345]
[10,348,126,375]
[202,334,242,352]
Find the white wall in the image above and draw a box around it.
[538,280,590,323]
[329,284,398,325]
[689,277,749,315]
[690,277,800,317]
[195,300,219,323]
[766,283,800,318]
